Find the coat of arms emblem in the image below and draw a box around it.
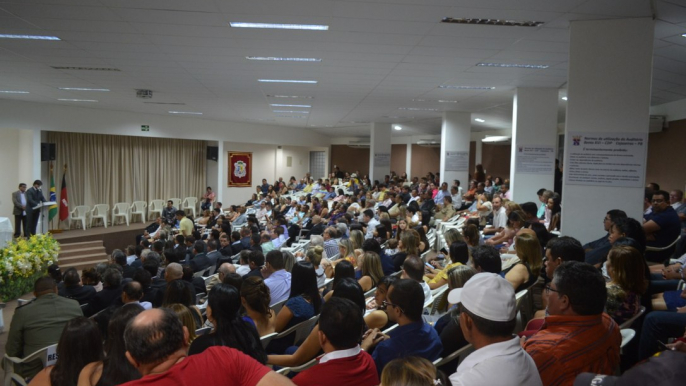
[234,160,247,178]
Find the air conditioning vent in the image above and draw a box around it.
[649,115,667,133]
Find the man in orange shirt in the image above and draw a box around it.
[524,261,621,386]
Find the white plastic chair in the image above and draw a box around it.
[169,198,181,209]
[271,298,288,314]
[620,328,636,349]
[148,200,165,220]
[183,197,198,218]
[619,306,646,329]
[130,201,147,223]
[90,204,109,228]
[273,315,319,346]
[195,327,212,336]
[260,332,278,350]
[433,343,474,368]
[69,205,90,230]
[3,343,57,386]
[112,202,131,226]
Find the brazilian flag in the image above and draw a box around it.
[48,173,58,221]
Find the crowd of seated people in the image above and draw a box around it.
[7,171,686,386]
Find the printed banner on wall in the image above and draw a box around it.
[228,152,252,187]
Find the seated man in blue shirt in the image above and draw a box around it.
[360,278,442,374]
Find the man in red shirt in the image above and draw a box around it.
[122,308,293,386]
[524,261,621,386]
[293,298,378,386]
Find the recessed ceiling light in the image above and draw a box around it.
[439,85,495,90]
[273,110,309,114]
[168,111,202,115]
[482,136,510,143]
[0,34,60,40]
[474,118,486,123]
[258,79,317,84]
[58,87,110,91]
[51,66,121,71]
[246,56,321,62]
[270,104,311,108]
[382,115,415,119]
[561,96,568,101]
[277,115,306,118]
[398,107,439,111]
[477,63,549,69]
[230,22,329,31]
[0,90,29,94]
[393,125,402,131]
[441,18,544,27]
[412,98,459,103]
[267,95,314,99]
[144,102,186,105]
[58,99,98,102]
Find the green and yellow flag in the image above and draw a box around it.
[49,165,58,221]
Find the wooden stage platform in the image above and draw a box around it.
[52,222,146,255]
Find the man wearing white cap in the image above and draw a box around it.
[448,273,542,386]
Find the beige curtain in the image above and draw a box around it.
[47,132,206,225]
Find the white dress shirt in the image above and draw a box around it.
[492,206,508,230]
[450,336,542,386]
[365,218,380,239]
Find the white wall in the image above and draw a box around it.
[651,98,686,122]
[0,128,35,221]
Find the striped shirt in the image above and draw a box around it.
[524,313,621,386]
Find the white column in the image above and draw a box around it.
[474,136,483,166]
[405,138,412,180]
[216,141,225,204]
[369,123,392,182]
[440,111,471,186]
[562,18,653,243]
[509,88,558,203]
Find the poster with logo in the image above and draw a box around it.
[565,132,647,188]
[228,152,252,187]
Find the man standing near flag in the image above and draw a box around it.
[26,180,46,236]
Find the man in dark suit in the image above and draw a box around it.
[58,267,96,305]
[205,239,221,270]
[12,183,28,238]
[113,250,136,279]
[25,180,46,236]
[239,227,252,249]
[189,240,210,273]
[85,267,122,317]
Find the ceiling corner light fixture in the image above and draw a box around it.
[439,85,495,90]
[0,34,60,40]
[168,111,203,115]
[441,18,544,27]
[474,118,485,123]
[0,90,29,94]
[246,56,321,62]
[482,135,510,143]
[258,79,317,84]
[57,98,98,102]
[393,125,402,131]
[58,87,110,91]
[477,62,549,69]
[230,22,329,31]
[561,96,568,101]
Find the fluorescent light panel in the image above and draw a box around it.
[169,111,202,115]
[259,79,317,84]
[0,90,29,94]
[398,107,439,111]
[270,104,311,108]
[439,85,494,90]
[482,136,510,143]
[412,98,458,103]
[474,118,485,123]
[273,110,309,113]
[441,18,543,27]
[230,22,329,30]
[277,115,306,118]
[393,125,402,131]
[58,99,97,102]
[561,96,568,101]
[58,87,110,91]
[477,62,549,69]
[267,95,314,99]
[0,34,60,40]
[247,56,321,62]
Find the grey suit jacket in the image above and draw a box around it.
[12,190,25,216]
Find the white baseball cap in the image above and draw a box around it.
[447,272,516,322]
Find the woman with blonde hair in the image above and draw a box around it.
[605,245,647,324]
[168,303,198,344]
[334,238,357,268]
[503,232,542,292]
[358,252,385,292]
[503,200,521,216]
[240,276,276,337]
[349,229,365,259]
[380,357,444,386]
[392,230,419,271]
[485,211,525,248]
[462,224,480,252]
[305,245,328,287]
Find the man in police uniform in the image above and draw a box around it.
[5,276,82,378]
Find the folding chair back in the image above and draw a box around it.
[432,344,474,368]
[3,343,58,386]
[274,315,319,346]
